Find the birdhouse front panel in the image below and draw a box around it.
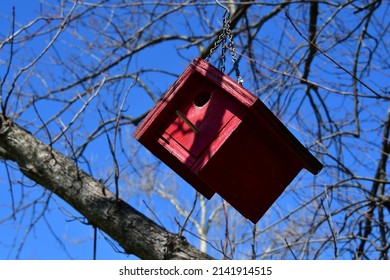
[133,57,323,223]
[160,81,244,164]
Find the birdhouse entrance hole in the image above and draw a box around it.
[194,91,212,107]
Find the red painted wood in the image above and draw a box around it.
[198,107,304,222]
[133,57,323,223]
[165,85,235,158]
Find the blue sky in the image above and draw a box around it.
[1,0,389,260]
[0,0,222,260]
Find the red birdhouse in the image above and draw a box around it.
[133,57,323,223]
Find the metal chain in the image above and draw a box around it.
[204,13,228,62]
[224,15,243,85]
[219,24,228,73]
[205,11,243,85]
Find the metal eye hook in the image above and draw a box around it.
[215,0,230,14]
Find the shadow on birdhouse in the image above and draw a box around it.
[133,57,323,223]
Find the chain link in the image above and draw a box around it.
[219,27,227,73]
[204,13,227,62]
[205,11,243,85]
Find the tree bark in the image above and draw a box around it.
[0,114,212,260]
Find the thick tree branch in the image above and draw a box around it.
[301,1,319,82]
[0,114,212,260]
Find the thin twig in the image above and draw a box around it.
[251,223,257,260]
[143,200,165,229]
[32,99,53,145]
[4,162,16,220]
[284,11,384,99]
[178,224,231,260]
[0,6,16,114]
[93,226,97,260]
[52,75,106,144]
[98,109,120,202]
[222,200,232,259]
[109,71,141,203]
[179,193,198,237]
[3,1,78,112]
[320,199,338,259]
[284,238,298,260]
[356,107,390,258]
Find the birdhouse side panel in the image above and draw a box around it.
[198,112,304,223]
[250,99,323,175]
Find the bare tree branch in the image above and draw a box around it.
[0,114,212,260]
